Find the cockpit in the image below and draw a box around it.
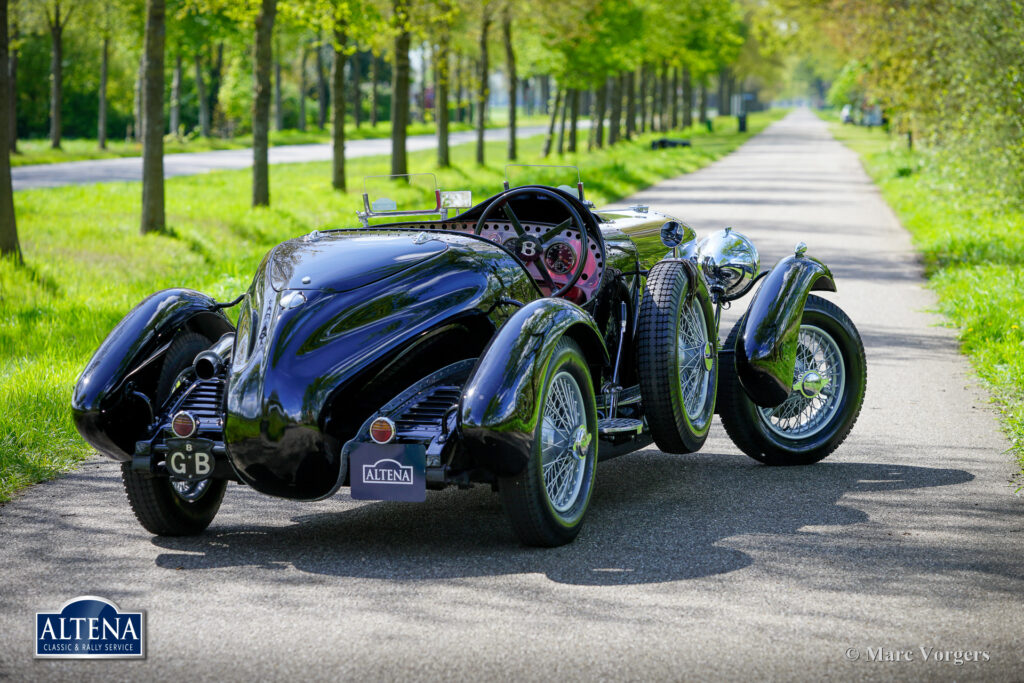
[356,168,606,303]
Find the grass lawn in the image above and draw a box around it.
[825,117,1024,478]
[8,113,549,167]
[0,109,786,502]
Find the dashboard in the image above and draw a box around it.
[400,218,604,302]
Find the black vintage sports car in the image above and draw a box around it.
[72,169,866,547]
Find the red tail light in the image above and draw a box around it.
[171,412,197,438]
[369,417,396,444]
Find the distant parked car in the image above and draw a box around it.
[840,105,854,124]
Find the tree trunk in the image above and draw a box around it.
[608,75,622,145]
[659,61,668,132]
[452,51,461,124]
[133,54,143,141]
[670,65,678,129]
[436,29,450,167]
[502,6,516,161]
[540,74,549,115]
[649,64,658,132]
[594,80,606,148]
[140,0,166,234]
[417,43,427,124]
[681,66,692,128]
[718,68,729,116]
[194,52,210,137]
[586,88,595,151]
[475,3,492,166]
[251,0,276,207]
[352,50,361,128]
[316,33,327,130]
[541,87,560,157]
[7,18,15,153]
[331,25,347,191]
[390,0,411,176]
[370,53,379,127]
[699,78,708,123]
[0,0,21,263]
[209,42,223,124]
[274,54,283,131]
[298,44,307,132]
[170,51,181,138]
[568,89,578,152]
[638,65,647,133]
[98,36,108,149]
[48,10,63,149]
[625,70,635,141]
[556,89,567,155]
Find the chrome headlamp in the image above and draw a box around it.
[694,227,760,301]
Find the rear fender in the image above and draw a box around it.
[72,289,234,460]
[735,254,836,407]
[459,299,608,477]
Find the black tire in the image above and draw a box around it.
[121,332,227,535]
[500,338,598,547]
[636,260,718,454]
[718,295,866,465]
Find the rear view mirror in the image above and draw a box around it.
[441,191,472,209]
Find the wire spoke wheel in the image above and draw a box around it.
[717,295,866,466]
[637,260,717,454]
[499,338,597,547]
[541,371,587,513]
[121,331,227,536]
[757,324,845,438]
[678,297,711,422]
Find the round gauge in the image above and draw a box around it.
[544,242,577,275]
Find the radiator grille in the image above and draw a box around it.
[177,379,226,426]
[394,385,461,433]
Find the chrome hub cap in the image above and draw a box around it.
[758,324,845,438]
[678,297,712,422]
[571,425,592,459]
[796,370,829,398]
[541,371,589,514]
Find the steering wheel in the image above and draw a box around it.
[474,187,591,298]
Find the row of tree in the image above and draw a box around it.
[783,0,1024,196]
[1,0,787,260]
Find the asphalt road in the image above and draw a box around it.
[2,109,1022,681]
[10,125,549,191]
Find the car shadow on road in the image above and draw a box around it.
[151,454,974,586]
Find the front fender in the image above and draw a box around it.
[736,254,836,407]
[460,299,608,477]
[72,288,233,460]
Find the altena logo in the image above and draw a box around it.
[363,458,414,485]
[36,596,145,659]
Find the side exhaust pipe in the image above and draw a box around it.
[193,333,235,380]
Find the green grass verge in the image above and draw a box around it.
[8,113,549,167]
[0,109,786,502]
[825,117,1024,478]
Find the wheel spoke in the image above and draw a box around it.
[542,372,589,513]
[758,323,846,439]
